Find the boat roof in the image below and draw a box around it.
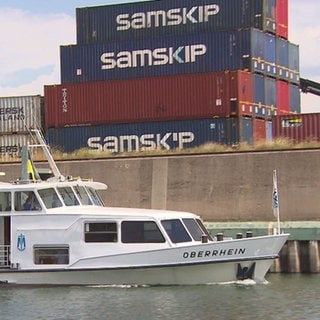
[0,179,107,191]
[46,205,199,219]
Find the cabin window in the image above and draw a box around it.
[161,219,192,243]
[182,218,209,241]
[0,192,11,211]
[57,187,80,206]
[87,187,104,206]
[74,185,92,205]
[14,191,41,211]
[34,246,69,264]
[84,222,117,242]
[121,221,165,243]
[38,188,63,209]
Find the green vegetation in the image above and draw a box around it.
[1,138,320,163]
[42,138,320,160]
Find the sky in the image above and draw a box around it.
[0,0,319,113]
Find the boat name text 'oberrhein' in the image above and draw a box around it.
[116,4,220,31]
[183,248,246,259]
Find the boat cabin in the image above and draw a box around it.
[0,180,212,270]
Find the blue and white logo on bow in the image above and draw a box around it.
[17,234,26,251]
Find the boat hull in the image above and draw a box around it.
[0,257,276,286]
[1,233,289,286]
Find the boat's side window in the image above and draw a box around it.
[161,219,192,243]
[38,188,63,209]
[121,221,165,243]
[0,192,11,211]
[74,185,92,205]
[14,191,41,211]
[84,222,117,242]
[34,246,69,265]
[57,187,80,206]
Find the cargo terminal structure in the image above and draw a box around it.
[1,0,320,158]
[44,0,303,153]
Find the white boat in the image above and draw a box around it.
[0,130,289,286]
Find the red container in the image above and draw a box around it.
[277,80,289,115]
[272,113,320,142]
[276,0,288,39]
[253,118,267,143]
[44,71,254,129]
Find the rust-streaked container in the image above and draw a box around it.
[0,95,44,134]
[277,80,289,115]
[272,113,320,142]
[276,0,288,39]
[253,117,267,143]
[44,71,254,129]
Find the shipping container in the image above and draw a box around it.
[276,37,289,81]
[0,133,36,160]
[289,84,301,113]
[0,95,44,134]
[76,0,278,44]
[45,71,254,128]
[288,42,300,84]
[253,74,266,119]
[265,77,277,118]
[47,117,254,154]
[276,0,288,39]
[47,118,227,153]
[272,113,320,142]
[225,117,253,145]
[277,80,290,115]
[265,33,277,77]
[266,120,272,141]
[61,28,274,84]
[253,117,267,143]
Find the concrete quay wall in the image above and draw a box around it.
[1,149,320,222]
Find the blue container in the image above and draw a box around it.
[265,77,277,118]
[46,118,229,153]
[76,0,276,44]
[266,121,272,141]
[226,117,253,145]
[61,29,270,83]
[289,84,301,113]
[253,74,266,119]
[288,43,300,84]
[276,37,289,81]
[265,33,276,77]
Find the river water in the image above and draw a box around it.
[0,274,318,320]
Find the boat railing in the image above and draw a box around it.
[0,245,10,268]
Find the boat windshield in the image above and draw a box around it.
[74,185,92,205]
[161,219,192,243]
[86,186,104,206]
[161,218,212,243]
[182,218,213,241]
[38,185,104,209]
[38,188,63,209]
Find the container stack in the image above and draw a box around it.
[0,95,44,159]
[45,0,301,153]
